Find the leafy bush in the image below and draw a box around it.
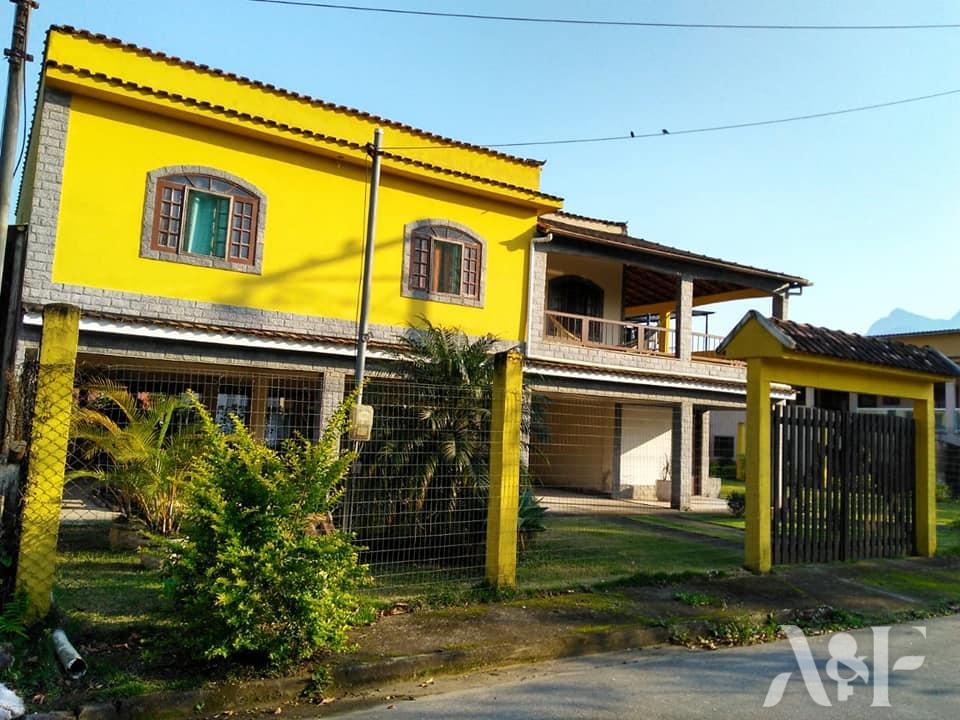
[164,395,373,665]
[727,491,746,518]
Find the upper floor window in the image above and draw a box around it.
[401,220,485,307]
[141,167,266,275]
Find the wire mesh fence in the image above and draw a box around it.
[6,350,960,630]
[519,391,744,588]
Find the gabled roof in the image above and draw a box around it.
[49,25,544,168]
[538,216,810,289]
[720,311,960,377]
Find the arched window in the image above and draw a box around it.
[402,220,486,307]
[141,167,266,274]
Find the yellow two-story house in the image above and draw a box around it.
[16,26,810,511]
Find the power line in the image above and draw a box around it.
[381,87,960,151]
[243,0,960,31]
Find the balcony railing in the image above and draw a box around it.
[543,311,727,357]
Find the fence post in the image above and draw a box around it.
[913,390,936,557]
[15,303,80,621]
[485,349,523,589]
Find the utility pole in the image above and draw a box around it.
[353,127,383,407]
[0,0,36,292]
[0,1,36,449]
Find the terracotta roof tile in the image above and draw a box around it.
[769,316,960,377]
[50,25,545,167]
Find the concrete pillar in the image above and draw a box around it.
[848,392,859,413]
[319,369,346,431]
[16,304,80,621]
[486,350,523,589]
[670,400,694,510]
[745,359,772,573]
[804,387,815,407]
[675,274,694,362]
[527,247,548,350]
[696,408,711,494]
[772,293,789,321]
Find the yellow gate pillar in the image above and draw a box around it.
[485,349,523,589]
[744,359,772,573]
[16,304,81,621]
[913,390,936,557]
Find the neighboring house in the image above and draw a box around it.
[861,329,960,446]
[13,26,811,510]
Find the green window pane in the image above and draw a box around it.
[435,241,462,295]
[185,191,230,258]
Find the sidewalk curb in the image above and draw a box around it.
[30,623,687,720]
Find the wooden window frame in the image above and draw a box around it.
[141,167,266,275]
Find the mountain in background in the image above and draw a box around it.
[867,308,960,336]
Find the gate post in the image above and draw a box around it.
[745,359,772,573]
[485,349,522,589]
[15,304,80,621]
[913,390,936,557]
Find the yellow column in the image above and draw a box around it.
[485,349,523,589]
[913,390,936,557]
[735,421,746,481]
[16,304,80,621]
[658,312,672,354]
[744,358,772,573]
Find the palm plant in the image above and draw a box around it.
[353,321,496,564]
[69,380,202,535]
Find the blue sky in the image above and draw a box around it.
[5,1,959,335]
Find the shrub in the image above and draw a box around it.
[164,394,373,665]
[727,491,746,518]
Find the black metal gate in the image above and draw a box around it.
[771,405,915,564]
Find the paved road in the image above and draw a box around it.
[333,614,959,719]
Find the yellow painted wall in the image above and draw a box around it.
[51,95,537,341]
[46,30,542,189]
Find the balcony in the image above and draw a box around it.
[544,310,728,360]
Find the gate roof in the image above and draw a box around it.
[719,311,960,379]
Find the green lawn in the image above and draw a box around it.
[516,515,742,590]
[720,478,745,499]
[937,500,960,557]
